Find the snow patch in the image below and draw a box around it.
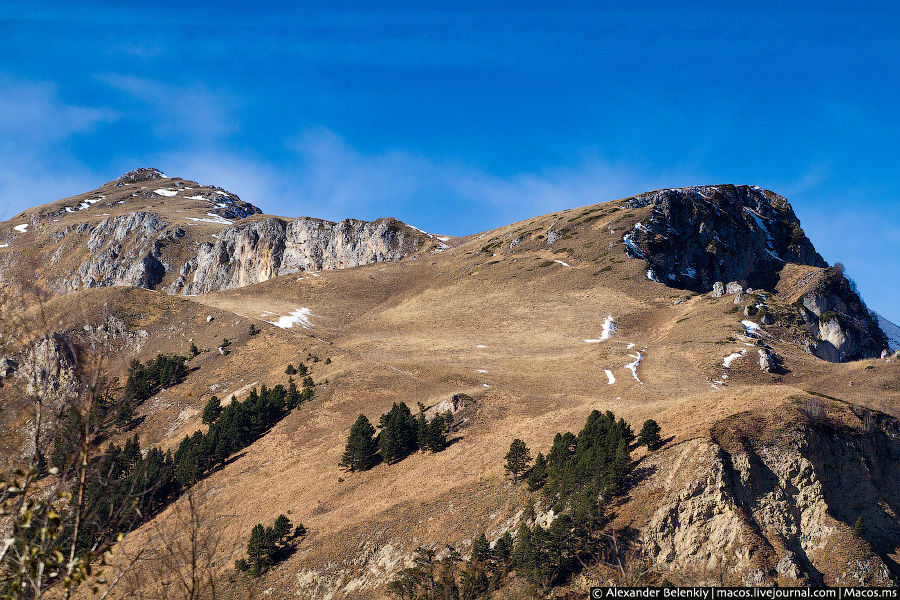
[623,232,645,259]
[647,269,659,282]
[13,224,28,233]
[585,315,616,343]
[742,320,762,337]
[185,195,206,200]
[722,350,746,368]
[0,243,8,248]
[474,369,488,373]
[266,308,314,329]
[476,344,487,349]
[625,353,643,384]
[186,215,234,225]
[154,189,177,197]
[554,259,570,267]
[605,370,616,385]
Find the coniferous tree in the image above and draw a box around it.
[378,402,418,464]
[504,438,532,482]
[340,415,380,471]
[424,413,447,452]
[201,395,222,424]
[638,419,662,450]
[189,342,200,357]
[285,364,297,375]
[853,516,866,538]
[527,452,548,491]
[246,523,268,575]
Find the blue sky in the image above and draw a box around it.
[1,2,898,321]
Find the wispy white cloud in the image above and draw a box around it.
[150,127,700,234]
[100,74,239,143]
[0,76,116,219]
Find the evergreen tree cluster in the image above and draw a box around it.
[340,403,451,471]
[388,534,514,600]
[388,410,640,598]
[122,354,189,403]
[235,514,305,576]
[45,376,315,565]
[174,380,312,486]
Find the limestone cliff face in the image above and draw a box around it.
[180,217,424,295]
[638,406,899,586]
[60,212,183,292]
[623,185,826,290]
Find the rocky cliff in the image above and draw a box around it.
[0,169,435,298]
[638,402,899,586]
[180,216,425,295]
[621,185,887,361]
[623,185,826,289]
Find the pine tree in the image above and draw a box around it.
[527,452,548,491]
[340,415,379,471]
[271,514,292,542]
[378,402,418,463]
[504,439,532,482]
[425,413,447,452]
[189,342,200,357]
[852,515,866,537]
[638,419,662,450]
[285,364,297,375]
[201,396,222,424]
[470,533,492,564]
[246,523,268,575]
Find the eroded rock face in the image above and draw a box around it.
[180,217,423,295]
[639,411,900,586]
[64,212,178,292]
[796,267,888,362]
[623,185,826,291]
[15,333,80,406]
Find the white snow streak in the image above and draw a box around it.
[605,370,616,385]
[266,308,313,329]
[625,353,643,383]
[554,259,570,267]
[154,189,178,197]
[722,350,746,368]
[12,224,28,233]
[585,315,616,343]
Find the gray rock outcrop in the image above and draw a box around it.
[180,217,424,295]
[623,185,826,291]
[66,212,177,291]
[795,266,888,362]
[639,410,900,586]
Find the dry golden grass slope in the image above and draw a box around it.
[2,191,898,596]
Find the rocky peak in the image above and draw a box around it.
[114,167,168,186]
[622,185,888,362]
[623,185,826,291]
